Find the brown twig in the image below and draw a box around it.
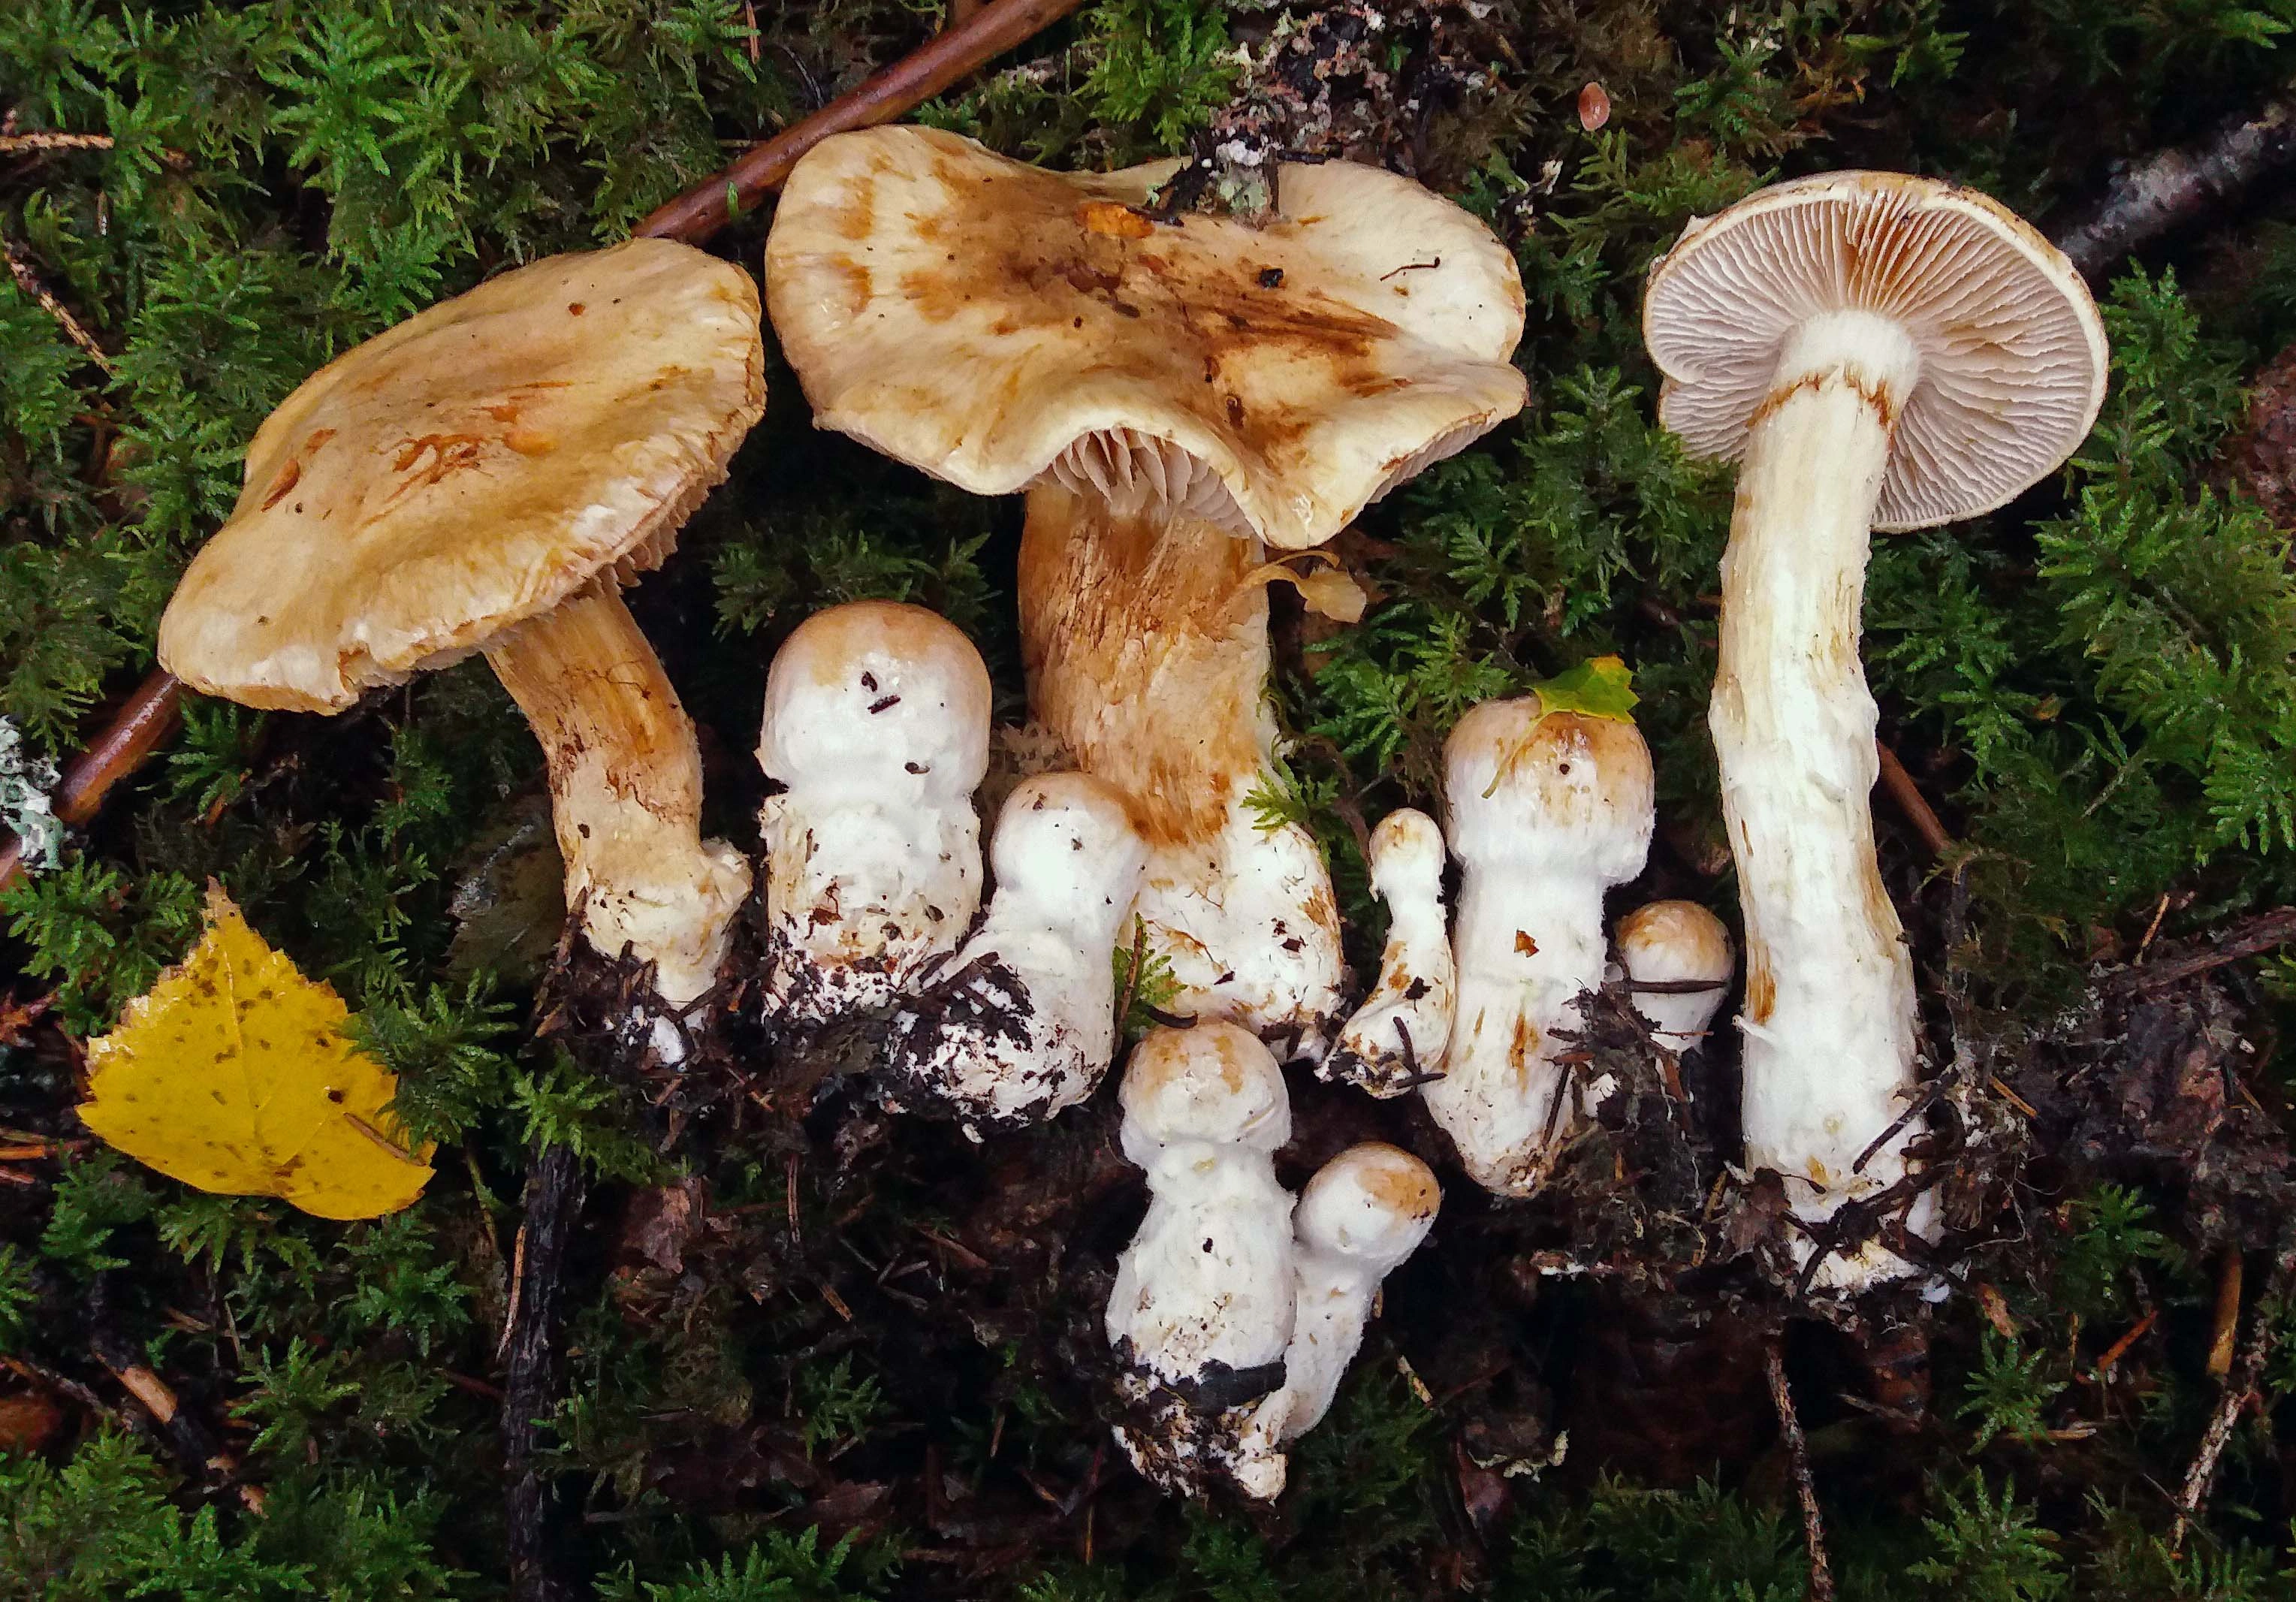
[2111,907,2296,992]
[2173,1233,2296,1555]
[0,0,1086,895]
[0,132,116,156]
[1,231,112,373]
[1767,1340,1836,1602]
[633,0,1085,240]
[2208,1251,2244,1380]
[1875,740,1952,858]
[2055,86,2296,279]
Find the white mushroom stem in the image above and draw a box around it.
[879,773,1145,1132]
[1021,485,1346,1056]
[1712,309,1927,1280]
[1422,704,1651,1196]
[1615,900,1734,1053]
[485,581,750,1008]
[1235,1142,1439,1498]
[1328,810,1455,1096]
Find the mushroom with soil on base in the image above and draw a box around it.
[157,240,765,1023]
[876,771,1146,1135]
[764,124,1527,1059]
[755,600,994,1027]
[1107,1020,1296,1496]
[1424,693,1654,1196]
[1326,809,1454,1096]
[1615,900,1735,1055]
[1231,1141,1441,1499]
[1641,172,2108,1289]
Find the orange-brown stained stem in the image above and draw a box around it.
[633,0,1086,240]
[0,0,1085,897]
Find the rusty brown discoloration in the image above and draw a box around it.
[869,137,1408,467]
[1359,1148,1441,1216]
[1743,947,1776,1026]
[1019,485,1268,847]
[260,459,301,510]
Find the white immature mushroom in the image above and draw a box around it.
[1643,173,2107,1286]
[157,241,763,1010]
[756,601,992,1026]
[1326,810,1455,1097]
[1615,901,1735,1054]
[877,772,1145,1134]
[1423,697,1654,1195]
[1107,1021,1296,1495]
[765,125,1527,1057]
[1232,1142,1441,1498]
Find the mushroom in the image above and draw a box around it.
[157,240,764,1012]
[1423,696,1654,1195]
[765,125,1526,1057]
[877,771,1145,1134]
[1232,1142,1440,1498]
[1107,1021,1296,1495]
[1642,172,2107,1284]
[1325,809,1454,1096]
[755,600,992,1027]
[1615,900,1734,1055]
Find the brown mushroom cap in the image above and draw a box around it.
[158,240,765,712]
[1643,171,2108,532]
[764,127,1527,551]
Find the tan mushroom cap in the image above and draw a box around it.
[765,126,1527,551]
[1643,171,2108,532]
[158,240,765,712]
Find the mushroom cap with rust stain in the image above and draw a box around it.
[1443,696,1654,882]
[764,125,1527,551]
[158,240,765,713]
[1643,171,2107,532]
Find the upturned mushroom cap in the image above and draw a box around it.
[1643,171,2107,531]
[1444,699,1654,881]
[1120,1022,1291,1154]
[756,600,992,802]
[765,125,1527,549]
[159,240,765,710]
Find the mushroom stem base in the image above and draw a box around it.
[1712,312,1929,1285]
[1020,484,1345,1051]
[486,584,750,1008]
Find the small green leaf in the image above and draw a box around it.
[1531,655,1640,723]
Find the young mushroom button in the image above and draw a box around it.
[756,601,992,1027]
[1326,809,1456,1097]
[1615,901,1735,1056]
[1423,696,1654,1197]
[1108,1021,1296,1497]
[155,240,765,1010]
[1642,172,2107,1289]
[877,771,1146,1136]
[765,125,1528,1060]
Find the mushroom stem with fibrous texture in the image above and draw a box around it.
[1020,490,1338,1045]
[1325,810,1454,1096]
[486,583,749,1008]
[1422,698,1653,1196]
[1643,173,2108,1287]
[1615,900,1734,1055]
[765,125,1527,1060]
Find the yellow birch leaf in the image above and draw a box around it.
[77,888,434,1220]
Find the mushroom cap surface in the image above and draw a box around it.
[1121,1022,1290,1151]
[991,771,1143,904]
[757,600,992,799]
[1295,1143,1439,1270]
[158,240,765,712]
[1614,900,1734,987]
[765,125,1527,550]
[1444,698,1654,880]
[1643,171,2107,531]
